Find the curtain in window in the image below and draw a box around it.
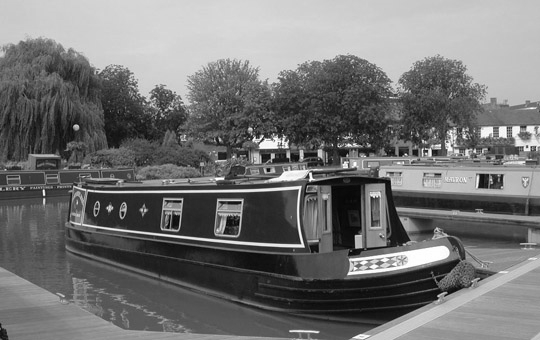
[215,212,230,234]
[303,195,319,240]
[370,191,381,228]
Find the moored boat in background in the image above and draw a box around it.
[65,166,473,322]
[378,161,540,242]
[1,154,135,200]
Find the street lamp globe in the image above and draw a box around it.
[73,124,80,132]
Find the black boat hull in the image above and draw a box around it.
[65,223,462,321]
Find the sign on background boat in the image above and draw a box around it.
[65,166,473,322]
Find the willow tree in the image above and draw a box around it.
[0,37,107,161]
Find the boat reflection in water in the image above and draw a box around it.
[66,252,370,337]
[0,197,371,339]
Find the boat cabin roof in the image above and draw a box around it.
[81,167,382,189]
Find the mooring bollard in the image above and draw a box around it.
[435,292,448,304]
[520,242,537,250]
[289,329,320,339]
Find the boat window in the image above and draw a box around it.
[422,173,442,188]
[476,174,504,189]
[264,167,276,174]
[78,173,92,182]
[46,174,59,184]
[215,199,243,237]
[7,175,21,185]
[386,172,403,186]
[36,159,59,170]
[161,198,184,232]
[369,191,382,229]
[249,168,260,175]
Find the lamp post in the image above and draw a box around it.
[70,124,83,166]
[247,127,254,163]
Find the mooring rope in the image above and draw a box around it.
[432,227,492,268]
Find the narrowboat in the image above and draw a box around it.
[1,154,135,200]
[378,162,540,241]
[341,156,413,172]
[65,166,470,321]
[379,162,540,216]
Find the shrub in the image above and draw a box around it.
[518,131,532,140]
[0,160,27,170]
[153,145,212,168]
[84,148,136,168]
[121,138,160,167]
[136,164,201,180]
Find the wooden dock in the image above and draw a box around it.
[3,246,540,340]
[0,266,287,340]
[356,248,540,340]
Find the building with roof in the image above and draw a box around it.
[451,98,540,157]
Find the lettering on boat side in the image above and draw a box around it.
[444,176,469,183]
[0,185,72,191]
[0,186,25,191]
[347,246,450,276]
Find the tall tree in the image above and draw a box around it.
[273,55,393,164]
[186,59,273,158]
[99,65,149,147]
[0,37,106,161]
[148,84,187,142]
[397,55,487,155]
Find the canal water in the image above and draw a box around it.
[0,197,376,339]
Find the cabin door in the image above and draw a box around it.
[318,185,333,253]
[363,183,387,248]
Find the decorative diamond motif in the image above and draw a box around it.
[350,255,408,273]
[139,204,148,217]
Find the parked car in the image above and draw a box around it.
[301,157,324,167]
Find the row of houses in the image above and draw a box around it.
[225,98,540,164]
[393,98,540,158]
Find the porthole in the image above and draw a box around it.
[93,201,100,217]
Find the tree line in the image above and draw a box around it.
[0,37,486,163]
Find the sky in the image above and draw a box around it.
[1,0,539,106]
